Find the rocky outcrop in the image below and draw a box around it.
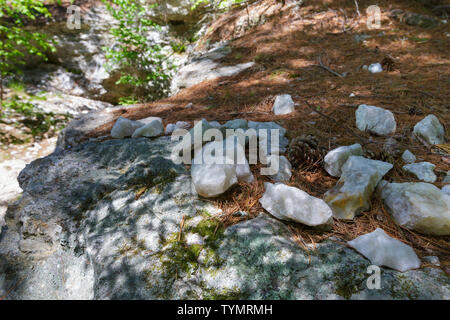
[2,136,448,299]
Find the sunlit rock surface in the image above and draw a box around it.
[413,114,445,145]
[324,144,363,177]
[380,182,450,236]
[324,156,393,219]
[355,104,396,136]
[348,228,421,272]
[259,182,333,227]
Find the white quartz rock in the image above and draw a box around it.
[259,182,333,227]
[413,114,445,145]
[111,117,143,138]
[132,117,163,138]
[380,182,450,236]
[403,162,437,182]
[268,155,292,182]
[324,143,363,177]
[191,136,254,197]
[348,228,421,272]
[355,104,396,136]
[368,63,383,73]
[272,94,295,115]
[401,149,416,164]
[191,160,238,198]
[324,156,393,219]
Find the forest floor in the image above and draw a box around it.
[89,0,450,273]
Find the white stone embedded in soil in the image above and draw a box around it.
[413,114,445,145]
[268,155,292,182]
[272,94,295,115]
[401,149,416,164]
[368,63,383,73]
[259,182,333,227]
[324,143,364,177]
[403,161,437,183]
[324,156,393,220]
[111,116,143,139]
[347,228,421,272]
[132,117,164,138]
[380,181,450,236]
[355,104,396,136]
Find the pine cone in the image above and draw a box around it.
[287,134,325,168]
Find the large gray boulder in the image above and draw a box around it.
[355,105,396,136]
[1,137,448,299]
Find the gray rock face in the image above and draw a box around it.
[403,162,437,183]
[355,105,396,136]
[1,137,448,299]
[324,156,393,220]
[380,182,450,236]
[413,115,445,145]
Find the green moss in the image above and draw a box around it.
[390,275,420,300]
[333,264,368,299]
[203,286,248,300]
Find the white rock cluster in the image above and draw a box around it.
[355,104,396,136]
[259,182,333,227]
[272,94,295,115]
[324,143,363,177]
[324,156,393,219]
[402,162,437,183]
[111,116,164,139]
[380,181,450,236]
[413,114,445,145]
[348,228,421,272]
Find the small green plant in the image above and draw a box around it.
[118,96,139,105]
[0,0,56,112]
[102,0,173,103]
[171,41,187,54]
